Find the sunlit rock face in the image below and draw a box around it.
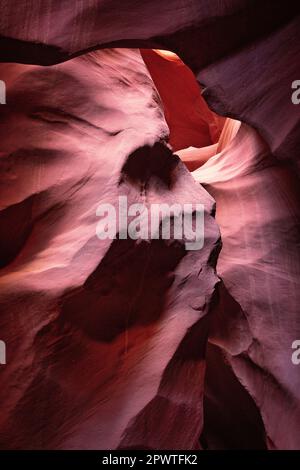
[194,122,300,449]
[0,49,220,449]
[141,52,300,449]
[0,0,300,451]
[141,49,225,154]
[0,0,299,160]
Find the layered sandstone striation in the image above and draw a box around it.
[0,0,300,450]
[0,49,220,449]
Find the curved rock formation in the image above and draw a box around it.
[194,121,300,449]
[141,49,225,153]
[0,49,220,449]
[0,0,300,451]
[0,0,299,160]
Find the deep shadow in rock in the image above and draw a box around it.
[200,342,267,449]
[60,237,186,342]
[119,142,179,190]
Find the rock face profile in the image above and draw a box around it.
[0,0,300,451]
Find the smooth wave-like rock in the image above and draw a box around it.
[194,122,300,449]
[0,49,220,449]
[0,1,299,161]
[141,49,225,154]
[0,0,300,451]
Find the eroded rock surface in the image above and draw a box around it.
[0,0,299,160]
[0,0,300,450]
[0,49,220,449]
[194,123,300,449]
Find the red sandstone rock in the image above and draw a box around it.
[0,0,299,160]
[0,0,300,451]
[141,49,224,153]
[194,122,300,449]
[0,49,220,449]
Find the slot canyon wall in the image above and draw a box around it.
[0,0,300,450]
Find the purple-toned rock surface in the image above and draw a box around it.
[194,121,300,449]
[0,49,220,449]
[0,1,299,160]
[0,0,300,451]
